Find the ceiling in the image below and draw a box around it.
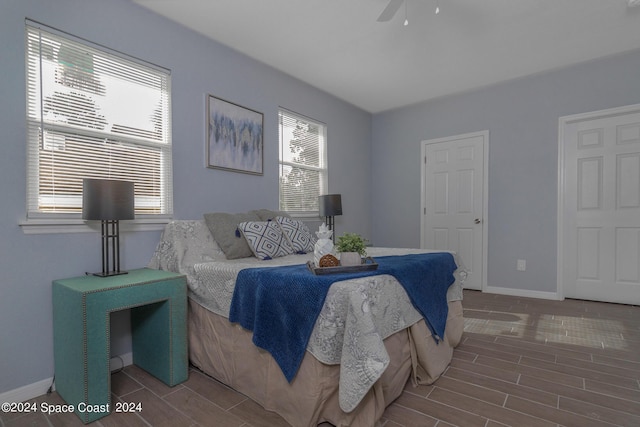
[133,0,640,113]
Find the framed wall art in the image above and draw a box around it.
[206,94,263,175]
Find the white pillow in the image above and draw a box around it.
[275,216,316,254]
[237,221,294,260]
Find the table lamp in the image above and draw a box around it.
[83,178,135,277]
[318,194,342,240]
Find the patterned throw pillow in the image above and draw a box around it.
[275,216,316,254]
[237,221,294,260]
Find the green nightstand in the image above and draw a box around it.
[52,268,188,423]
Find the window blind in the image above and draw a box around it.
[25,22,173,218]
[278,109,327,214]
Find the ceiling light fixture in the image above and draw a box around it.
[435,0,440,14]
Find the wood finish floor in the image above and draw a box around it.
[3,290,639,427]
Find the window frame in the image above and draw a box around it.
[278,108,328,217]
[21,20,173,234]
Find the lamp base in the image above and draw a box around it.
[92,270,129,278]
[324,216,336,241]
[93,220,127,278]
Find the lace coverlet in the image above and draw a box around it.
[148,220,466,412]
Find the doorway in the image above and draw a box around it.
[559,104,640,304]
[421,131,488,290]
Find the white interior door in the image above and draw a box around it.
[421,131,488,290]
[560,104,640,304]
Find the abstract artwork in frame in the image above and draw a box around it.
[206,94,263,175]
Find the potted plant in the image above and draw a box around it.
[335,233,368,266]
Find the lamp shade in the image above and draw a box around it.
[82,179,135,220]
[318,194,342,217]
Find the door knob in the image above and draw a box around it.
[474,218,481,224]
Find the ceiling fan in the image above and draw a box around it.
[377,0,440,23]
[379,0,640,21]
[377,0,405,22]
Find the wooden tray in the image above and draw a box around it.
[306,257,378,275]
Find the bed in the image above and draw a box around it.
[148,215,466,427]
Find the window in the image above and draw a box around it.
[278,109,327,216]
[24,21,172,225]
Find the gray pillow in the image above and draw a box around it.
[249,209,291,221]
[203,212,260,259]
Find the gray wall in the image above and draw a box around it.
[371,48,640,294]
[0,0,371,394]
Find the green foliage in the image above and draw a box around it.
[279,119,321,212]
[335,233,368,256]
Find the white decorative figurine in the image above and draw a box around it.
[314,223,335,267]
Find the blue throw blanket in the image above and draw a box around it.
[228,252,457,382]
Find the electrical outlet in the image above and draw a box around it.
[517,259,526,271]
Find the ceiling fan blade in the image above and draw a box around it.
[377,0,404,22]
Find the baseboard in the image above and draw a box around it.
[0,377,55,405]
[0,352,133,404]
[483,285,562,301]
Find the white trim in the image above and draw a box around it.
[557,114,567,301]
[557,103,640,300]
[420,130,489,292]
[484,285,562,301]
[559,103,640,125]
[0,377,54,405]
[0,353,132,404]
[19,218,170,234]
